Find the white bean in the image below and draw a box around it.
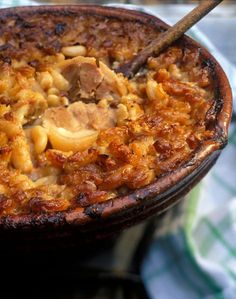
[50,69,69,91]
[39,71,53,90]
[31,126,48,154]
[61,45,87,57]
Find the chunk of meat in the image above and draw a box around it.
[95,61,127,100]
[62,61,103,101]
[44,101,116,131]
[60,56,127,102]
[42,101,116,152]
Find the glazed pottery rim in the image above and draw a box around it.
[0,5,232,230]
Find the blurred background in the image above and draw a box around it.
[36,0,236,4]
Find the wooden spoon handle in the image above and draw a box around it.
[117,0,223,78]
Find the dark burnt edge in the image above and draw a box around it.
[180,36,231,146]
[98,150,214,223]
[84,201,113,219]
[203,58,227,147]
[55,137,223,225]
[85,151,220,236]
[0,211,65,230]
[0,5,232,230]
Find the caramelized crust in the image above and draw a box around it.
[0,11,215,216]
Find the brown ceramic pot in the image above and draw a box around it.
[0,5,232,251]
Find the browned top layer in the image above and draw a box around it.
[0,11,159,64]
[0,9,216,216]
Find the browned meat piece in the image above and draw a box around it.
[61,56,127,102]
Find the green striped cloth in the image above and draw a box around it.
[1,2,236,298]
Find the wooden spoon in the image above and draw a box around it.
[116,0,223,78]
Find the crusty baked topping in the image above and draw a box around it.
[0,12,214,215]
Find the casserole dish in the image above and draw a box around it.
[0,5,232,250]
